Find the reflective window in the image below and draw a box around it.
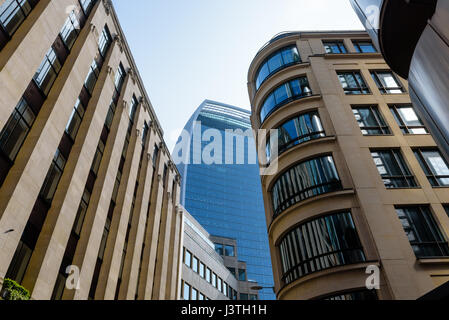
[271,156,342,217]
[33,47,62,96]
[84,60,100,95]
[212,273,217,288]
[40,149,66,203]
[338,71,370,95]
[60,10,80,50]
[259,77,312,123]
[371,149,417,188]
[0,0,35,36]
[191,288,198,300]
[73,189,91,236]
[266,111,325,161]
[352,106,390,135]
[98,24,112,57]
[90,140,105,176]
[396,206,449,258]
[323,41,347,54]
[224,245,235,257]
[114,63,126,93]
[184,249,192,268]
[66,99,85,140]
[206,268,211,283]
[322,290,378,300]
[129,95,138,122]
[414,149,449,187]
[199,262,205,278]
[255,45,301,90]
[192,256,198,273]
[199,293,205,300]
[0,99,35,161]
[214,243,223,255]
[390,105,428,134]
[218,278,222,292]
[80,0,95,15]
[182,282,190,300]
[371,71,404,94]
[279,211,365,285]
[238,269,246,281]
[352,40,377,53]
[240,293,249,300]
[4,240,32,283]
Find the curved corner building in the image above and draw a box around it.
[350,0,449,163]
[247,30,449,300]
[175,100,275,300]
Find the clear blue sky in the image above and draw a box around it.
[112,0,363,151]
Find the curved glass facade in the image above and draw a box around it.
[322,289,378,300]
[271,156,342,217]
[266,111,325,161]
[175,100,275,300]
[279,211,365,285]
[255,45,301,90]
[259,77,311,123]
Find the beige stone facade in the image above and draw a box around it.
[247,31,449,300]
[0,0,182,300]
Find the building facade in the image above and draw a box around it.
[350,0,449,163]
[174,100,275,300]
[247,30,449,300]
[179,209,258,300]
[0,0,183,300]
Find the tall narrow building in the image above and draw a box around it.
[0,0,183,300]
[174,100,275,300]
[247,30,449,300]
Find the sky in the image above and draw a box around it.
[112,0,364,151]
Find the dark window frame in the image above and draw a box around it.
[352,40,377,53]
[414,148,449,187]
[389,104,428,135]
[352,105,391,135]
[323,40,347,54]
[337,71,370,95]
[370,70,405,94]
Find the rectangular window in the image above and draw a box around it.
[0,0,35,36]
[98,25,112,57]
[66,99,85,140]
[184,249,192,268]
[114,63,126,93]
[238,269,246,281]
[129,95,138,122]
[212,273,217,288]
[353,40,377,53]
[84,60,100,95]
[152,144,159,168]
[218,278,222,292]
[227,267,236,278]
[414,148,449,187]
[33,47,62,96]
[224,245,235,257]
[105,101,117,131]
[206,268,211,283]
[214,243,224,255]
[371,70,404,94]
[444,206,449,218]
[199,262,205,278]
[323,41,347,54]
[182,282,190,300]
[199,293,205,301]
[73,189,91,236]
[352,106,390,135]
[91,140,105,176]
[0,98,35,161]
[59,10,80,50]
[192,256,198,273]
[395,206,449,258]
[389,105,428,134]
[80,0,95,15]
[39,149,66,203]
[240,293,249,300]
[337,71,370,95]
[191,288,198,300]
[371,149,417,188]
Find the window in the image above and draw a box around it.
[182,282,191,300]
[184,249,192,268]
[390,105,428,134]
[337,71,370,95]
[414,149,449,187]
[259,76,312,123]
[218,278,222,292]
[4,240,32,283]
[192,256,198,273]
[445,206,449,218]
[0,0,36,36]
[238,269,246,281]
[279,211,365,285]
[240,293,249,300]
[206,268,211,283]
[214,243,224,255]
[73,189,91,236]
[371,149,417,188]
[271,156,342,217]
[323,41,347,54]
[227,267,236,278]
[129,95,138,122]
[91,140,105,176]
[212,273,217,288]
[114,63,126,93]
[352,40,377,53]
[255,45,301,90]
[40,149,66,202]
[249,294,258,300]
[266,111,325,161]
[66,99,85,140]
[98,217,111,260]
[352,106,390,135]
[224,245,235,257]
[84,60,100,95]
[191,288,198,300]
[395,206,449,258]
[105,100,117,131]
[371,71,404,94]
[199,262,205,278]
[80,0,95,15]
[0,99,35,161]
[59,10,80,50]
[33,47,62,96]
[223,282,228,296]
[152,144,159,168]
[199,293,205,301]
[98,25,112,57]
[322,290,378,300]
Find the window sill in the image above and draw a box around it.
[418,258,449,265]
[323,52,382,59]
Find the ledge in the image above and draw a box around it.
[418,258,449,265]
[321,53,383,60]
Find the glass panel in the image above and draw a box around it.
[352,106,389,135]
[267,52,283,73]
[66,99,85,140]
[224,245,235,257]
[40,150,66,202]
[184,250,191,267]
[371,150,417,188]
[183,282,190,300]
[0,0,33,35]
[192,256,198,273]
[354,41,376,53]
[60,10,80,50]
[34,48,61,95]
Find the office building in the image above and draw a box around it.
[0,0,183,300]
[174,100,275,300]
[350,0,449,162]
[247,30,449,300]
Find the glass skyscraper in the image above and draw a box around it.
[174,100,274,300]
